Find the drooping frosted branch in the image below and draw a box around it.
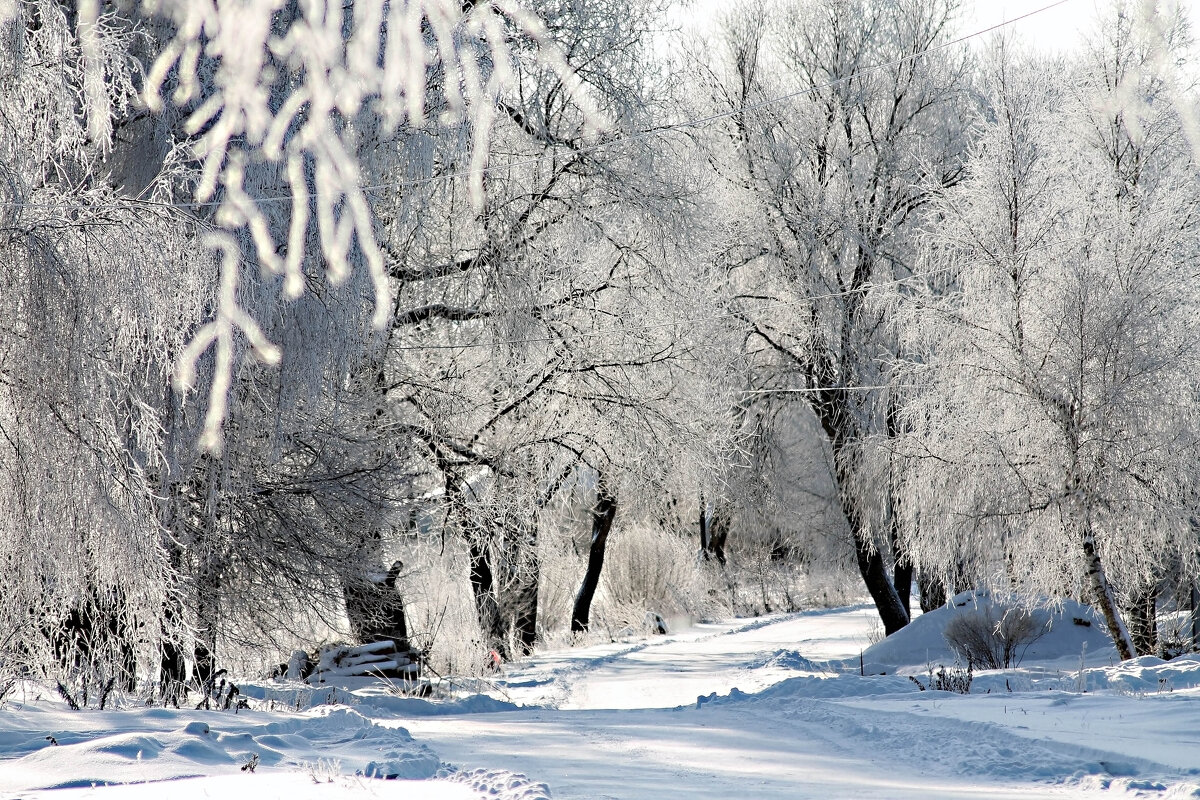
[57,0,600,450]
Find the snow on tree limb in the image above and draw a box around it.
[47,0,604,451]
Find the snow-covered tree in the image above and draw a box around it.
[891,20,1200,659]
[695,0,970,633]
[368,0,739,653]
[0,0,211,691]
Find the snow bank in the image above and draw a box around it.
[1077,653,1200,693]
[440,768,552,800]
[352,692,521,717]
[0,706,438,794]
[241,680,522,716]
[854,590,1116,674]
[697,672,917,707]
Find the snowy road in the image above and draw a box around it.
[404,608,1200,799]
[5,604,1200,799]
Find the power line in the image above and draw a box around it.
[0,0,1073,213]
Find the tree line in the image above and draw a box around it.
[0,0,1197,698]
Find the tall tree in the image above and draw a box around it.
[892,18,1200,660]
[698,0,969,633]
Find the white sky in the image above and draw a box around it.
[670,0,1200,55]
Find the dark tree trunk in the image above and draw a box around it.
[699,496,729,566]
[917,570,946,613]
[157,390,187,704]
[510,522,539,655]
[571,482,618,633]
[194,569,220,686]
[1125,583,1159,657]
[158,514,189,705]
[836,459,909,635]
[461,508,541,661]
[851,527,909,635]
[810,376,909,635]
[468,538,508,657]
[885,396,912,620]
[344,561,410,650]
[1191,583,1200,652]
[51,586,138,693]
[890,513,912,620]
[159,590,189,706]
[709,507,730,567]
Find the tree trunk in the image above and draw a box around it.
[509,521,539,655]
[1125,583,1158,657]
[886,397,912,619]
[1191,583,1200,652]
[917,570,946,613]
[194,567,220,686]
[698,497,729,566]
[813,381,909,635]
[571,482,618,633]
[344,561,410,650]
[1081,521,1135,660]
[158,589,189,707]
[889,507,912,619]
[468,538,507,657]
[836,460,909,635]
[852,527,910,635]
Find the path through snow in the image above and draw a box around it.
[5,604,1200,799]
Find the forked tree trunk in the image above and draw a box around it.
[571,483,618,633]
[465,515,539,659]
[1081,521,1135,660]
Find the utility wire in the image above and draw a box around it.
[0,0,1073,213]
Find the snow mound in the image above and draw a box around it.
[0,706,438,793]
[442,768,553,800]
[855,590,1117,673]
[242,680,521,716]
[757,649,825,672]
[698,671,918,706]
[1078,653,1200,694]
[350,692,522,717]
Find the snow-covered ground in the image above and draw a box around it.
[4,595,1200,799]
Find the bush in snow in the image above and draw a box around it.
[943,605,1047,670]
[909,664,973,694]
